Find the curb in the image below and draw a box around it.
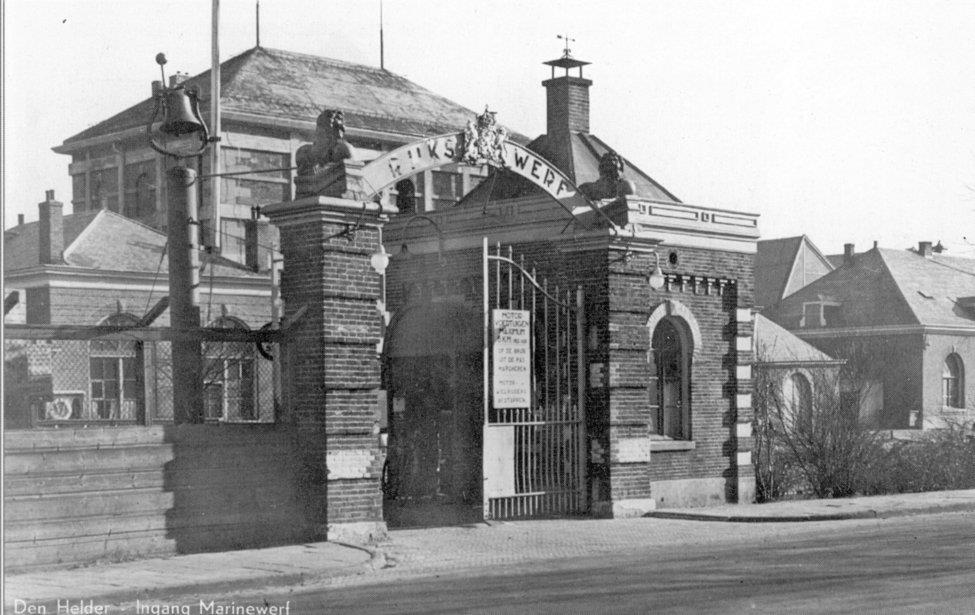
[645,501,975,523]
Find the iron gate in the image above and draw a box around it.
[482,238,586,519]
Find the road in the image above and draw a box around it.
[130,512,975,614]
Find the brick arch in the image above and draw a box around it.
[646,299,702,357]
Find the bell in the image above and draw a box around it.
[158,86,205,137]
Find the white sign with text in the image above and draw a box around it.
[492,309,532,409]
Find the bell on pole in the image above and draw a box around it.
[146,52,210,157]
[159,87,207,137]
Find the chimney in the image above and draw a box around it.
[152,80,163,98]
[38,190,64,265]
[244,206,264,271]
[918,241,933,257]
[17,213,25,226]
[542,50,592,177]
[168,72,189,88]
[843,243,855,266]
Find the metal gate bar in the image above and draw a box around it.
[482,238,586,520]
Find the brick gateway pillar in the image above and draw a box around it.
[264,174,391,542]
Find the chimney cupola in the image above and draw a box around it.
[542,40,592,139]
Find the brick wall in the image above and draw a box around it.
[268,200,386,536]
[804,334,924,428]
[29,286,271,327]
[924,334,975,427]
[605,245,753,502]
[384,237,754,509]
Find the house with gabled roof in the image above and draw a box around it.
[4,190,274,429]
[764,241,975,430]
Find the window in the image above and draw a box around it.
[203,318,257,421]
[219,218,248,264]
[72,173,88,211]
[124,159,157,220]
[90,167,120,212]
[785,372,813,426]
[943,354,964,408]
[649,318,691,439]
[89,314,143,420]
[221,148,290,206]
[800,300,842,328]
[432,171,462,210]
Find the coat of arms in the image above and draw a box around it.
[462,106,508,166]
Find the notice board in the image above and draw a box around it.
[491,309,531,409]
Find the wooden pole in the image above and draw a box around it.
[168,166,204,423]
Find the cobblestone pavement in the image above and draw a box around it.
[370,516,832,580]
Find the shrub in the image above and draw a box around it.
[753,367,885,500]
[860,427,975,494]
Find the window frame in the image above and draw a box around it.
[649,316,692,441]
[84,314,145,423]
[203,317,260,422]
[943,353,965,409]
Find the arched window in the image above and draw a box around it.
[203,317,257,421]
[786,372,813,427]
[89,313,143,421]
[943,354,964,408]
[649,317,691,439]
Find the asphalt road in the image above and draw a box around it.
[143,513,975,614]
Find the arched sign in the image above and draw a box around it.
[359,131,593,217]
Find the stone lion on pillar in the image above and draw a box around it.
[578,151,636,200]
[296,109,355,176]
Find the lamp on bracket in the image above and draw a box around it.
[370,244,390,275]
[647,251,666,290]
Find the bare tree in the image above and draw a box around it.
[754,353,885,500]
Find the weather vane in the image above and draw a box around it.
[557,34,575,58]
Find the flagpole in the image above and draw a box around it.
[210,0,222,251]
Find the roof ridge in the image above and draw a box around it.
[61,210,108,265]
[255,46,387,73]
[98,209,167,238]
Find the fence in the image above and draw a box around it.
[4,325,279,429]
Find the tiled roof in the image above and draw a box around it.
[754,314,840,364]
[756,236,803,310]
[878,248,975,328]
[4,210,263,280]
[766,247,975,330]
[62,47,490,146]
[456,132,681,207]
[3,211,99,271]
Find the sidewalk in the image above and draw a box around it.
[5,489,975,611]
[3,540,379,612]
[646,488,975,522]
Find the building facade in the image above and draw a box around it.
[764,241,975,430]
[368,52,762,516]
[4,191,275,428]
[53,46,499,263]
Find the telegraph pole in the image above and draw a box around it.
[168,166,204,423]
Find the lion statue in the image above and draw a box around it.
[295,109,355,176]
[578,151,636,200]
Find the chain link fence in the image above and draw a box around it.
[4,330,278,428]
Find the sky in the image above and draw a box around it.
[4,0,975,257]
